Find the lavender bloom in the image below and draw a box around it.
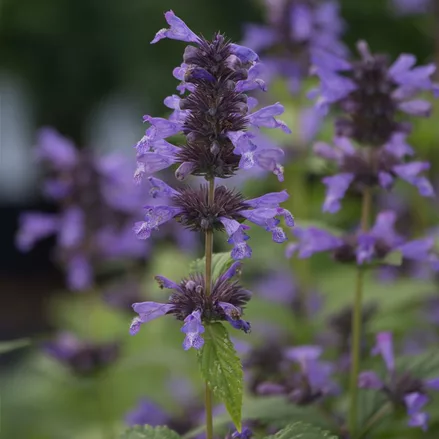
[311,41,438,125]
[359,332,439,431]
[230,427,253,439]
[314,135,434,214]
[130,263,251,350]
[255,345,337,405]
[242,0,346,93]
[133,177,294,260]
[135,11,290,183]
[43,332,120,376]
[125,399,169,427]
[16,128,154,291]
[286,210,439,268]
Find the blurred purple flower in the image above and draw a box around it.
[43,332,120,376]
[359,332,439,431]
[286,210,439,269]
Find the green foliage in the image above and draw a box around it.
[197,322,243,431]
[0,338,30,354]
[264,422,338,439]
[184,396,334,438]
[189,252,235,281]
[379,250,403,267]
[120,425,181,439]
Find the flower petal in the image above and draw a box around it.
[181,310,205,350]
[151,10,199,44]
[322,173,354,213]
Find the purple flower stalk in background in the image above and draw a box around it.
[390,0,431,15]
[310,41,437,212]
[133,177,294,259]
[130,262,251,350]
[242,0,346,94]
[359,332,439,431]
[256,345,337,405]
[286,210,439,269]
[43,332,120,376]
[134,10,291,185]
[16,128,147,291]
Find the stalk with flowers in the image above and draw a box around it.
[129,10,294,437]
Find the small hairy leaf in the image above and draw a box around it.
[189,252,235,281]
[0,338,30,354]
[120,425,181,439]
[264,422,338,439]
[197,322,243,431]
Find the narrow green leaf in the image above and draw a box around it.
[120,425,181,439]
[264,422,338,439]
[189,252,235,281]
[0,338,30,354]
[197,322,243,430]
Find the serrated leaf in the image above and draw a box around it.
[189,252,234,281]
[0,338,30,354]
[120,425,181,439]
[264,422,338,439]
[197,322,243,430]
[183,396,333,438]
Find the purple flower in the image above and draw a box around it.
[310,41,438,145]
[314,135,434,213]
[16,128,156,292]
[130,264,251,350]
[359,332,439,431]
[43,332,120,375]
[125,399,169,427]
[231,427,253,439]
[241,0,346,95]
[133,177,293,260]
[134,11,290,183]
[287,210,439,268]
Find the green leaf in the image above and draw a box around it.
[183,396,333,438]
[0,338,30,354]
[189,252,235,281]
[264,422,338,439]
[120,425,181,439]
[197,322,243,430]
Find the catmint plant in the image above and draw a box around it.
[286,40,439,436]
[129,10,294,436]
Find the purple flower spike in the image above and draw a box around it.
[36,127,78,169]
[291,227,343,258]
[181,310,205,350]
[232,427,253,439]
[372,332,395,372]
[151,10,199,44]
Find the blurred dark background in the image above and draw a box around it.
[0,0,437,341]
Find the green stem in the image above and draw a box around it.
[348,187,371,436]
[204,177,215,439]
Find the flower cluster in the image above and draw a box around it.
[134,10,291,185]
[287,211,439,269]
[43,332,120,376]
[130,262,251,349]
[242,0,346,93]
[16,128,146,290]
[133,177,294,259]
[359,332,439,430]
[254,345,337,405]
